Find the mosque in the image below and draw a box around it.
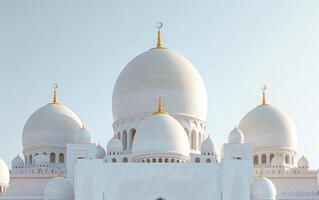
[0,23,318,200]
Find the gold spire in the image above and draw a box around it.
[152,97,168,115]
[258,167,264,177]
[156,22,164,48]
[52,83,58,104]
[261,85,267,105]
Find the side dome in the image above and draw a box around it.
[238,104,297,152]
[0,159,10,188]
[297,155,309,169]
[201,136,216,154]
[132,105,190,162]
[112,48,207,121]
[44,177,74,200]
[228,127,244,144]
[251,177,276,200]
[73,127,91,143]
[106,138,123,154]
[22,103,83,152]
[11,155,24,169]
[96,144,106,159]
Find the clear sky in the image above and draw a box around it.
[1,0,319,168]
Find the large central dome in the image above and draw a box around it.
[112,48,207,121]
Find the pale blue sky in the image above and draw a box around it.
[1,0,319,168]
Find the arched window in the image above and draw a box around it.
[171,159,175,163]
[285,155,290,164]
[146,159,150,163]
[122,130,128,150]
[122,157,128,163]
[191,131,197,150]
[206,159,211,163]
[253,155,258,165]
[117,132,121,140]
[29,155,32,164]
[270,154,275,163]
[59,153,64,163]
[50,153,56,163]
[261,154,266,164]
[164,158,169,163]
[195,157,200,163]
[130,128,136,148]
[158,158,163,163]
[112,158,116,163]
[156,197,166,200]
[152,158,156,163]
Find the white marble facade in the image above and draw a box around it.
[0,27,318,200]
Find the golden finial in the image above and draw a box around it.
[52,83,58,104]
[156,22,164,48]
[152,97,168,115]
[261,85,267,105]
[258,167,264,177]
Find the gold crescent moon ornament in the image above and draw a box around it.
[156,22,163,30]
[53,83,58,90]
[52,83,58,103]
[261,84,267,92]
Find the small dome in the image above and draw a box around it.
[73,127,91,143]
[228,127,244,144]
[44,177,74,200]
[0,159,9,188]
[23,103,83,152]
[34,154,49,165]
[271,154,285,168]
[200,136,216,153]
[11,155,24,169]
[251,177,276,200]
[239,104,297,152]
[106,138,123,154]
[96,144,106,159]
[132,112,190,161]
[297,155,309,169]
[112,48,207,122]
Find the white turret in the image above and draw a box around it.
[201,135,216,155]
[106,138,123,155]
[228,127,244,144]
[11,155,24,169]
[297,155,309,169]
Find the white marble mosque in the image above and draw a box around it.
[0,23,318,200]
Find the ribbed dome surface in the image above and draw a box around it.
[239,104,297,152]
[112,48,207,121]
[297,155,309,169]
[251,177,276,200]
[132,113,190,159]
[22,103,83,151]
[228,127,244,144]
[106,138,123,153]
[44,177,74,200]
[11,155,24,168]
[0,159,9,187]
[201,136,216,153]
